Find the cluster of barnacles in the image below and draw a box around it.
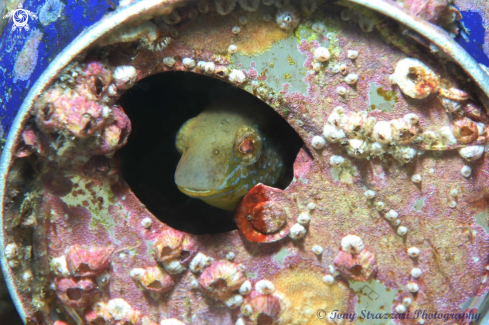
[310,58,489,168]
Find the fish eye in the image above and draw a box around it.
[239,138,254,154]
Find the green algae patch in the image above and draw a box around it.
[474,210,489,233]
[412,197,425,212]
[274,246,290,266]
[368,83,397,112]
[349,279,396,325]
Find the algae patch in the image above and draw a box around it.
[368,83,397,112]
[349,279,396,325]
[474,210,489,233]
[274,246,290,266]
[412,197,425,212]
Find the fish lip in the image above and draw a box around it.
[178,186,236,198]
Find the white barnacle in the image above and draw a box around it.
[312,21,326,34]
[477,122,486,136]
[228,69,247,84]
[448,201,457,208]
[255,280,275,295]
[347,50,359,59]
[390,58,438,99]
[369,142,386,156]
[327,106,347,127]
[297,212,311,225]
[49,255,70,277]
[336,86,347,95]
[402,297,412,307]
[346,139,369,158]
[407,282,419,293]
[190,252,213,273]
[130,268,146,280]
[228,44,238,54]
[411,268,422,278]
[239,280,252,295]
[323,124,346,143]
[411,174,422,183]
[458,145,485,161]
[163,57,176,67]
[107,298,133,321]
[461,165,472,178]
[312,245,323,255]
[374,201,385,211]
[113,65,137,90]
[235,319,245,325]
[241,304,253,316]
[204,62,216,75]
[345,73,359,85]
[5,243,18,260]
[289,223,307,239]
[141,217,152,229]
[224,294,243,308]
[395,304,406,313]
[330,155,345,167]
[438,126,457,145]
[182,58,196,69]
[397,226,408,236]
[403,113,419,125]
[385,210,399,221]
[226,251,235,261]
[341,235,364,254]
[232,26,241,34]
[364,190,376,199]
[422,131,438,144]
[276,5,300,30]
[322,275,334,284]
[407,247,420,258]
[314,47,331,62]
[197,61,207,71]
[307,202,316,210]
[372,121,393,144]
[311,136,326,149]
[391,219,401,226]
[22,270,33,283]
[162,259,186,274]
[107,84,117,96]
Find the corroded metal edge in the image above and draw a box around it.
[0,0,180,322]
[0,0,488,322]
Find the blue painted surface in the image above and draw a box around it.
[456,10,489,67]
[0,0,112,137]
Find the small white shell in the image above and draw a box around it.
[407,282,419,293]
[228,69,247,84]
[107,298,133,321]
[345,73,359,85]
[113,66,137,90]
[224,294,243,308]
[307,202,316,210]
[311,136,326,149]
[289,223,307,239]
[297,212,311,225]
[372,121,393,144]
[347,50,358,59]
[461,165,472,178]
[312,245,323,255]
[232,26,241,34]
[228,44,238,54]
[411,174,422,183]
[323,125,346,143]
[312,21,326,34]
[407,247,420,258]
[182,58,196,69]
[397,226,408,236]
[395,304,406,313]
[141,217,152,229]
[336,86,347,95]
[402,297,412,307]
[411,268,422,278]
[314,47,331,62]
[385,210,399,221]
[163,57,176,67]
[4,243,18,260]
[322,275,334,284]
[255,280,275,295]
[364,190,376,199]
[458,145,485,161]
[226,252,235,261]
[330,155,345,167]
[239,280,252,295]
[341,235,364,254]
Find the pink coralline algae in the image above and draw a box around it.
[13,28,43,83]
[66,244,112,277]
[55,277,100,308]
[334,249,378,282]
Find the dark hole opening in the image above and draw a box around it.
[67,288,83,301]
[118,72,303,234]
[257,313,274,325]
[350,265,363,276]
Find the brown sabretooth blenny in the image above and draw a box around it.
[174,94,285,211]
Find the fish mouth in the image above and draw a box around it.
[177,186,237,199]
